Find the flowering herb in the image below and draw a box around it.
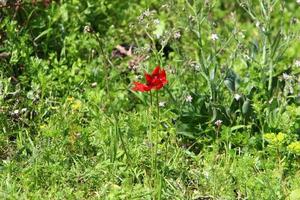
[132,66,168,92]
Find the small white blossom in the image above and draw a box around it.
[238,32,245,38]
[234,93,241,100]
[155,33,161,39]
[283,73,292,81]
[174,31,181,39]
[185,95,193,103]
[153,19,160,25]
[255,21,260,28]
[244,54,250,60]
[91,82,97,88]
[297,0,300,4]
[83,25,92,33]
[211,33,219,41]
[159,101,166,107]
[194,64,200,71]
[143,9,151,17]
[295,60,300,67]
[215,120,223,127]
[13,109,19,115]
[135,75,143,80]
[191,63,200,71]
[203,171,210,179]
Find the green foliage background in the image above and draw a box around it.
[1,0,300,199]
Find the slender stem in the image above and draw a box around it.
[154,90,161,199]
[150,90,153,107]
[115,116,131,163]
[149,91,155,188]
[156,91,160,121]
[154,91,159,172]
[92,32,113,94]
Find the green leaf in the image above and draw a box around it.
[290,189,300,200]
[242,99,250,115]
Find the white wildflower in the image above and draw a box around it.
[135,75,143,80]
[239,32,245,38]
[191,63,200,71]
[283,73,292,81]
[159,101,166,107]
[185,95,193,103]
[211,33,219,41]
[255,21,260,28]
[244,54,250,60]
[153,19,160,25]
[13,109,19,115]
[91,82,97,88]
[215,120,223,127]
[143,9,151,17]
[234,93,241,100]
[83,25,92,33]
[203,171,209,179]
[174,31,181,39]
[295,60,300,67]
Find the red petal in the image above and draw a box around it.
[145,73,152,85]
[151,66,161,76]
[159,69,166,79]
[154,83,163,90]
[132,82,151,92]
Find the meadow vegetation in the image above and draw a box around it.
[1,0,300,199]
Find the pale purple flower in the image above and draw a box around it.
[215,120,223,127]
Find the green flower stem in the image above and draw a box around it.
[153,91,160,175]
[154,90,162,199]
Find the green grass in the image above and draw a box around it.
[1,0,300,199]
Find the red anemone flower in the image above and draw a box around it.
[132,66,168,92]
